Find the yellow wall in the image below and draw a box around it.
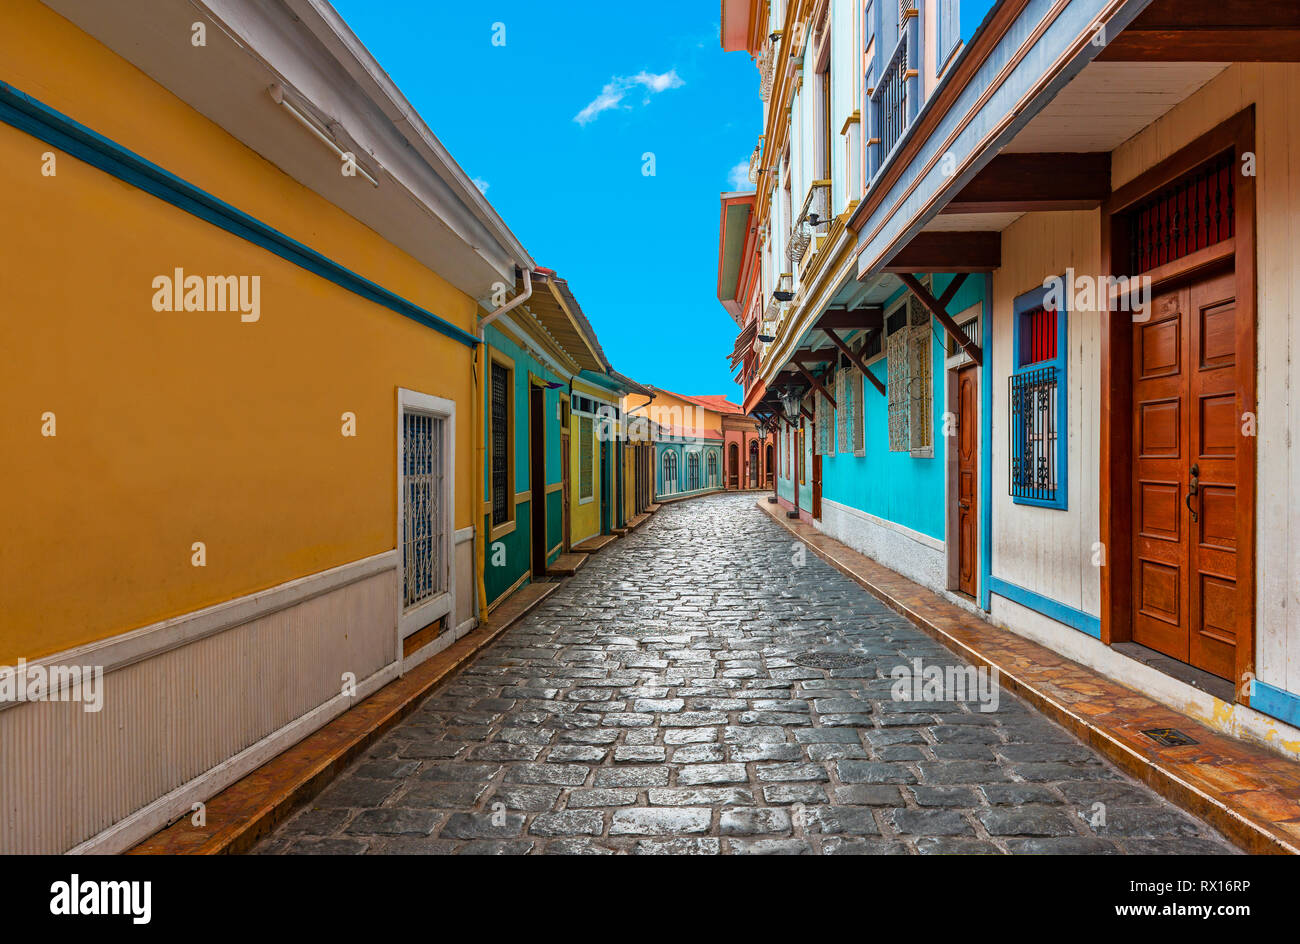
[568,408,602,545]
[0,0,477,662]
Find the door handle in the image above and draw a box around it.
[1186,463,1199,522]
[959,501,971,510]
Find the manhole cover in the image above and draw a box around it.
[794,651,871,669]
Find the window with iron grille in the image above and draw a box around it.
[885,295,933,456]
[707,451,718,485]
[815,387,835,456]
[1009,282,1068,508]
[1126,151,1234,275]
[579,415,594,500]
[401,409,444,609]
[687,452,701,491]
[490,362,510,527]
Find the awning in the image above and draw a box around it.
[728,320,758,369]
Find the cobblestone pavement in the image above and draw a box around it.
[257,493,1235,855]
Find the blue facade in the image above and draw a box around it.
[776,273,984,540]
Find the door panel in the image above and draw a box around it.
[1130,269,1238,679]
[561,433,571,552]
[1187,271,1239,680]
[956,365,978,597]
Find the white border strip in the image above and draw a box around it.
[1,550,398,709]
[67,659,400,855]
[821,496,946,552]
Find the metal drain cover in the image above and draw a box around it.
[1141,727,1198,747]
[794,651,871,669]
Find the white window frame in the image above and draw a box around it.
[396,388,456,644]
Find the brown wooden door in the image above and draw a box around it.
[956,364,979,596]
[811,450,822,520]
[561,433,571,552]
[1131,268,1238,679]
[529,385,546,576]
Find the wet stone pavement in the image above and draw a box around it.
[257,493,1235,855]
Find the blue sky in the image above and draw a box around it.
[333,0,759,399]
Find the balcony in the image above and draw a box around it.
[786,181,831,266]
[757,39,774,103]
[747,141,762,186]
[868,9,919,179]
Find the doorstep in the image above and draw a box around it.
[757,499,1300,855]
[572,533,618,554]
[128,581,561,855]
[547,552,588,577]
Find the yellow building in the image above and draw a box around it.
[0,0,533,852]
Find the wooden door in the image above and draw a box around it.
[811,430,822,521]
[955,364,979,596]
[561,433,571,552]
[1131,268,1239,679]
[529,385,546,575]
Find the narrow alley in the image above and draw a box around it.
[257,494,1233,855]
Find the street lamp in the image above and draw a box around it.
[778,390,802,423]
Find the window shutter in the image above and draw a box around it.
[836,369,848,453]
[825,379,836,457]
[851,367,865,455]
[886,328,910,451]
[909,322,933,456]
[939,0,959,63]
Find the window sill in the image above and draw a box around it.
[488,518,517,541]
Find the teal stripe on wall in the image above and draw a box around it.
[0,80,479,348]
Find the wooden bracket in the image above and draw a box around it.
[822,327,886,396]
[794,362,837,410]
[897,272,982,366]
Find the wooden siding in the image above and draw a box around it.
[990,210,1101,616]
[1109,63,1300,698]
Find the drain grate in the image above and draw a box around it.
[794,651,872,669]
[1141,727,1198,747]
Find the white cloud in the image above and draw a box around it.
[726,160,751,191]
[574,70,684,125]
[472,177,490,194]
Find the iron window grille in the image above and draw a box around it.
[707,451,718,485]
[401,411,444,608]
[1009,285,1068,508]
[662,450,678,494]
[490,362,509,527]
[687,452,701,491]
[1127,151,1234,275]
[1009,366,1059,503]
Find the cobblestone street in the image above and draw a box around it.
[258,493,1234,855]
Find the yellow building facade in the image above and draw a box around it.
[0,0,533,852]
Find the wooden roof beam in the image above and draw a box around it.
[816,306,884,331]
[881,231,1001,273]
[941,153,1111,214]
[1096,0,1300,61]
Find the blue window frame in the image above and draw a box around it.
[1009,280,1067,509]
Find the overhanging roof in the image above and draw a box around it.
[717,191,756,322]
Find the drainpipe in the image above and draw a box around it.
[474,268,534,624]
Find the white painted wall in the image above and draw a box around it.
[989,210,1102,619]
